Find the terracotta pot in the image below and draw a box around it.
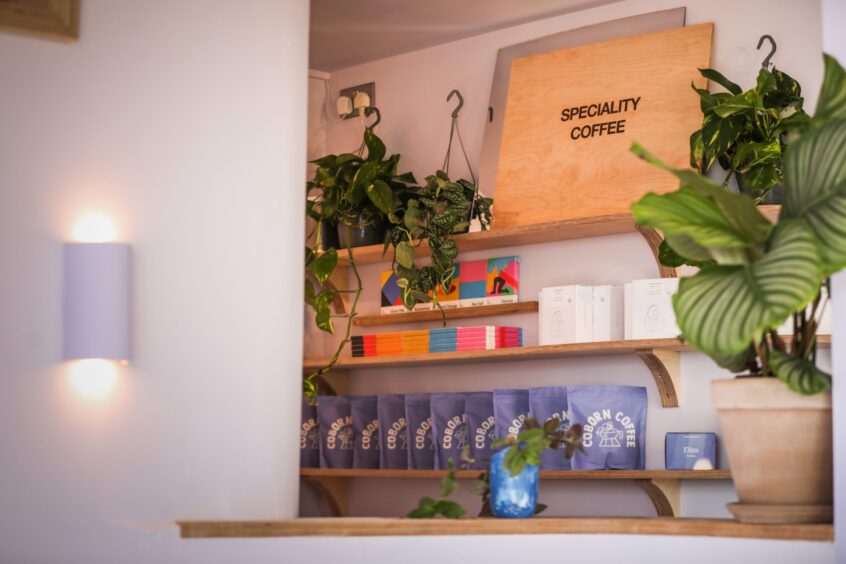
[711,377,832,524]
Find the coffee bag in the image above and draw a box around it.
[351,396,380,469]
[405,393,435,469]
[493,389,530,440]
[317,395,354,468]
[568,386,647,470]
[377,394,408,469]
[465,391,496,469]
[431,393,468,470]
[300,397,320,468]
[529,386,570,470]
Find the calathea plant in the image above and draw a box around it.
[304,129,415,397]
[406,419,582,518]
[386,171,493,311]
[631,54,846,396]
[690,65,809,202]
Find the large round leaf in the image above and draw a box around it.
[673,220,822,356]
[770,350,831,395]
[814,54,846,122]
[782,117,846,273]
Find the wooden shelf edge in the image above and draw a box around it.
[299,468,731,480]
[353,301,538,327]
[177,517,833,541]
[303,334,831,371]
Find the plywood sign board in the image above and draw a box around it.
[493,23,713,228]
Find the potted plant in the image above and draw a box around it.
[630,53,846,524]
[386,171,493,311]
[690,65,809,204]
[406,418,582,519]
[306,129,415,248]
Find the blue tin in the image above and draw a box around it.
[489,447,539,518]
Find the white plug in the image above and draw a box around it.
[353,90,371,110]
[336,95,353,118]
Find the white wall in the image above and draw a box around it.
[0,1,308,562]
[307,0,829,523]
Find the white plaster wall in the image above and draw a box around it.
[0,1,308,562]
[305,0,833,532]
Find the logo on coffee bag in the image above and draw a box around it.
[326,416,354,450]
[360,419,380,451]
[475,415,496,449]
[508,414,528,437]
[414,417,434,450]
[442,415,467,449]
[581,409,637,449]
[386,417,407,450]
[300,418,319,449]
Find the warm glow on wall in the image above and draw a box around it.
[68,359,119,400]
[71,212,118,243]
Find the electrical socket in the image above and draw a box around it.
[338,82,375,120]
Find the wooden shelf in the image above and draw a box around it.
[178,517,833,541]
[300,468,730,518]
[305,335,830,409]
[353,301,538,327]
[300,468,731,480]
[331,206,780,267]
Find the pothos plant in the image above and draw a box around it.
[407,418,583,519]
[386,171,493,311]
[304,129,415,398]
[631,54,846,396]
[690,65,809,201]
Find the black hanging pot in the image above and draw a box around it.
[317,220,340,251]
[337,212,386,248]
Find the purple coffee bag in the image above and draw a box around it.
[405,394,435,469]
[493,389,530,441]
[529,387,570,470]
[300,397,320,468]
[465,391,496,470]
[431,393,468,470]
[351,396,380,469]
[568,386,647,470]
[317,395,354,468]
[378,394,408,469]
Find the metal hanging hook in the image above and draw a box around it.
[447,89,464,118]
[757,34,777,69]
[365,107,381,129]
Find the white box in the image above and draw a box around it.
[539,285,593,345]
[629,278,680,340]
[592,285,624,342]
[624,283,633,340]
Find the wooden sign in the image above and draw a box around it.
[493,24,713,228]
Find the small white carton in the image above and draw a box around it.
[624,283,633,340]
[629,278,680,340]
[592,285,624,342]
[539,285,593,345]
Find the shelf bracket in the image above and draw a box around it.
[636,478,680,517]
[301,476,348,517]
[635,348,681,407]
[636,226,679,278]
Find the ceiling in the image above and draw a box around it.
[310,0,623,71]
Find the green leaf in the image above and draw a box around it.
[699,67,743,95]
[657,239,688,268]
[781,118,846,273]
[404,205,422,231]
[740,164,780,192]
[364,128,386,162]
[534,503,548,516]
[731,139,781,174]
[407,496,437,518]
[367,179,394,215]
[433,500,466,519]
[770,350,832,395]
[349,160,381,206]
[712,91,757,118]
[304,279,316,306]
[815,54,846,122]
[710,346,757,373]
[336,153,363,167]
[314,302,333,334]
[755,68,777,105]
[307,248,338,285]
[440,465,459,497]
[395,241,415,269]
[673,220,822,356]
[396,171,417,184]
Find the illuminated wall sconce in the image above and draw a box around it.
[63,214,131,398]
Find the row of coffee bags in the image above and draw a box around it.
[300,385,647,471]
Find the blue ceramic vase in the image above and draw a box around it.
[489,447,539,518]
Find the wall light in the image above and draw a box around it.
[64,214,131,398]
